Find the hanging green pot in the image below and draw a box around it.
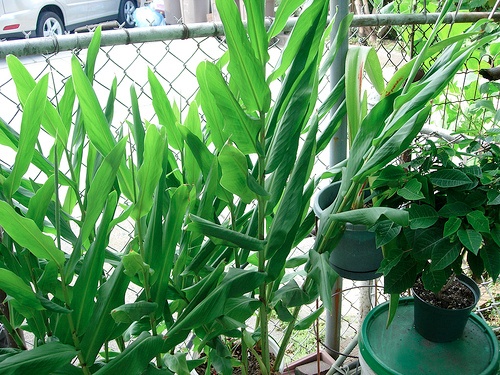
[412,274,480,343]
[313,182,382,281]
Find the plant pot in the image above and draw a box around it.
[312,182,383,281]
[281,350,334,375]
[412,274,481,343]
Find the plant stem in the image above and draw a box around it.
[273,305,300,371]
[0,314,26,350]
[59,269,91,375]
[257,111,270,374]
[63,148,85,214]
[241,330,249,375]
[139,233,162,368]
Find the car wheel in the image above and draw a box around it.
[118,0,137,28]
[36,11,64,37]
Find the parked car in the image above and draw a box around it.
[0,0,137,39]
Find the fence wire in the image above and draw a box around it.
[0,1,499,367]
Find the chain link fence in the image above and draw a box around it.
[0,0,499,367]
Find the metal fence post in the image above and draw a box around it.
[325,0,348,359]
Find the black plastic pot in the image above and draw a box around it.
[412,274,480,343]
[313,182,382,281]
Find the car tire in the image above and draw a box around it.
[118,0,137,28]
[36,11,64,37]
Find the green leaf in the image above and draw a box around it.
[111,301,158,324]
[80,262,130,366]
[480,244,500,281]
[458,229,483,254]
[307,251,339,312]
[187,215,266,252]
[397,178,424,201]
[132,124,166,220]
[71,56,115,158]
[150,185,190,315]
[273,280,311,308]
[123,251,150,285]
[36,295,71,314]
[197,62,260,155]
[80,138,126,240]
[422,269,449,293]
[408,204,438,229]
[4,75,48,198]
[0,201,66,267]
[371,165,406,189]
[224,296,261,324]
[430,241,461,271]
[71,192,118,335]
[345,46,384,140]
[492,225,500,247]
[266,119,318,259]
[268,0,304,38]
[295,307,324,331]
[216,0,270,112]
[6,55,69,146]
[319,13,353,79]
[386,293,400,327]
[0,342,76,375]
[429,169,472,188]
[383,255,419,294]
[129,86,145,166]
[94,332,163,375]
[328,207,409,227]
[438,202,471,217]
[373,220,402,248]
[85,26,101,80]
[27,175,55,229]
[242,0,268,66]
[164,353,190,375]
[443,217,462,237]
[268,0,328,82]
[487,190,500,205]
[466,210,490,233]
[218,144,255,203]
[196,68,226,152]
[265,61,315,173]
[148,68,182,150]
[71,56,134,200]
[179,118,213,181]
[166,269,265,349]
[413,227,442,261]
[0,268,43,311]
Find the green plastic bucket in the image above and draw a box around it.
[359,298,499,375]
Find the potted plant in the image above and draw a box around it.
[370,132,499,341]
[308,0,496,290]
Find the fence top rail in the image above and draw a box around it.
[0,12,498,59]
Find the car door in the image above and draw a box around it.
[61,0,92,27]
[85,0,118,20]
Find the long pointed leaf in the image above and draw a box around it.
[4,75,48,198]
[0,201,66,267]
[0,342,76,375]
[216,0,270,112]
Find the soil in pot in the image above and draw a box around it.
[412,276,475,309]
